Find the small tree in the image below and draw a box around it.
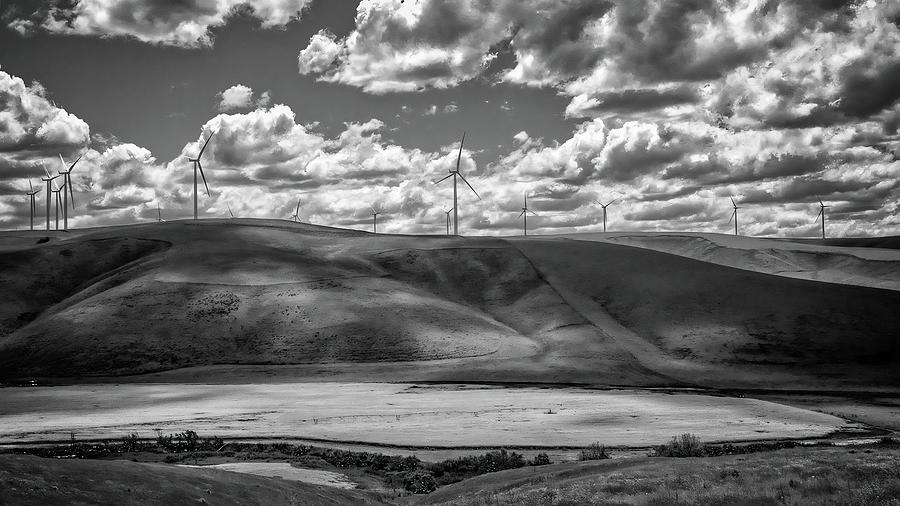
[579,442,610,461]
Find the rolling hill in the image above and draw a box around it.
[0,220,897,390]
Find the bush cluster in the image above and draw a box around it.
[579,442,610,461]
[653,433,706,457]
[5,432,559,495]
[427,449,530,486]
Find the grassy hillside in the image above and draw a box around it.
[512,238,900,389]
[420,445,900,505]
[0,454,379,505]
[552,232,900,291]
[0,220,897,389]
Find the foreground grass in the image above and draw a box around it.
[424,445,900,505]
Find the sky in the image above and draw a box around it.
[0,0,898,237]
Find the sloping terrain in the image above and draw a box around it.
[419,446,900,505]
[0,220,897,390]
[0,454,378,505]
[511,238,900,389]
[550,232,900,291]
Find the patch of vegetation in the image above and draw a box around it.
[528,452,551,466]
[579,442,610,461]
[652,433,706,457]
[186,292,240,321]
[434,445,900,506]
[426,449,534,486]
[3,432,552,495]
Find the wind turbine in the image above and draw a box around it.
[517,193,537,236]
[187,132,214,220]
[40,166,61,230]
[50,181,63,230]
[157,203,164,222]
[25,180,41,231]
[434,132,480,235]
[371,206,379,233]
[441,207,453,235]
[595,198,618,233]
[57,153,82,231]
[727,197,741,236]
[814,199,829,239]
[290,197,301,222]
[226,204,235,219]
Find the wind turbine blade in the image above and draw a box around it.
[68,176,75,209]
[814,209,823,223]
[529,210,538,216]
[455,132,466,172]
[295,198,301,216]
[227,204,234,218]
[69,153,83,172]
[198,132,215,158]
[730,197,736,207]
[819,199,824,207]
[197,160,211,196]
[728,210,735,224]
[58,154,67,170]
[517,210,525,218]
[608,198,619,206]
[434,173,454,184]
[457,172,481,200]
[28,180,33,192]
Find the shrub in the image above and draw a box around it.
[579,442,610,461]
[120,433,144,452]
[654,433,706,457]
[403,470,437,494]
[427,450,527,485]
[528,452,552,466]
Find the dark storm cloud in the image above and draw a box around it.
[740,177,883,205]
[380,0,482,46]
[512,0,612,77]
[837,60,900,119]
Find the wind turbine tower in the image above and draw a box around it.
[57,153,82,231]
[441,207,453,235]
[187,132,214,220]
[596,198,619,233]
[518,193,537,236]
[157,203,163,222]
[434,132,481,235]
[25,181,41,231]
[40,167,60,231]
[727,197,741,236]
[50,182,63,230]
[371,207,379,233]
[814,200,829,239]
[291,197,301,222]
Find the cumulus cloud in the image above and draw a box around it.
[2,47,899,238]
[215,84,272,112]
[7,0,313,47]
[296,0,900,134]
[0,69,90,153]
[216,84,254,112]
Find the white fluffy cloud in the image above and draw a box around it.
[8,0,313,47]
[0,69,90,153]
[215,84,272,112]
[217,85,254,112]
[298,0,508,93]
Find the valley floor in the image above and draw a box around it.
[0,382,864,449]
